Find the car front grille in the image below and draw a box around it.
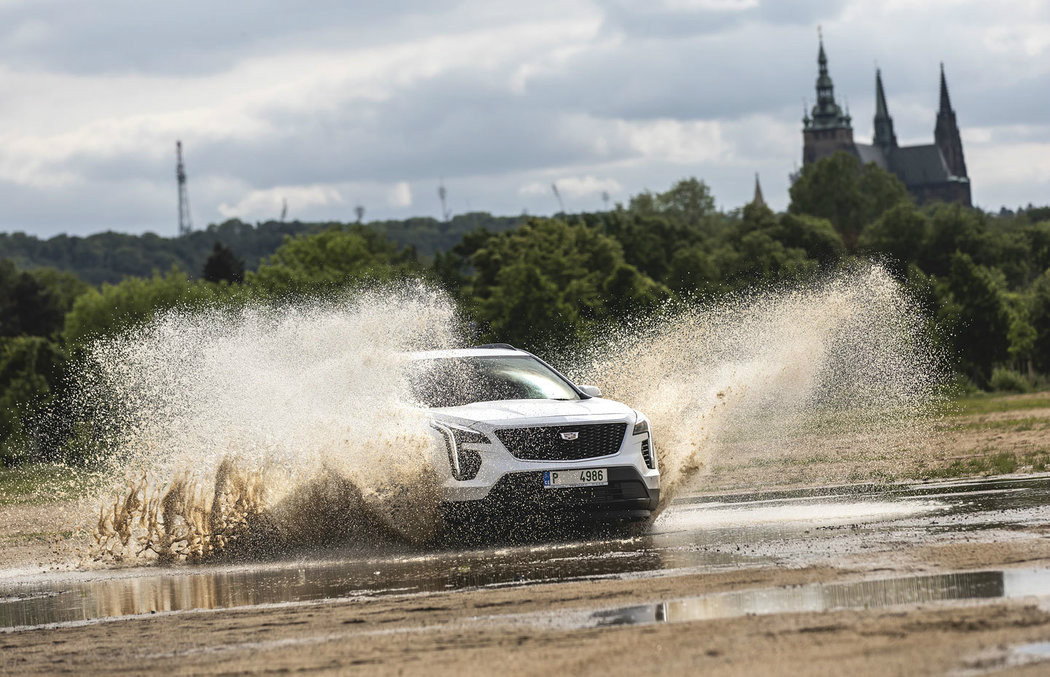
[495,423,627,461]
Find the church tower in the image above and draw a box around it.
[802,33,854,165]
[935,63,968,179]
[798,35,972,207]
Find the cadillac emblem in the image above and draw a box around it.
[560,431,579,440]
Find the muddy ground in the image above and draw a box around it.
[3,538,1050,676]
[2,393,1050,675]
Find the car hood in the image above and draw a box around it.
[430,397,634,427]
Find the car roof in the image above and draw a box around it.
[407,348,527,360]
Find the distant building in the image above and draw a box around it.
[801,36,971,206]
[751,173,766,208]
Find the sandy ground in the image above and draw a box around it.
[705,400,1050,493]
[3,396,1050,675]
[3,540,1050,676]
[0,499,94,571]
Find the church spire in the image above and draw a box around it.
[873,69,897,149]
[807,29,851,131]
[751,173,766,207]
[939,62,953,113]
[935,62,967,179]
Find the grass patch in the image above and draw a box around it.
[953,416,1050,433]
[0,530,76,544]
[946,392,1050,417]
[922,450,1050,479]
[0,464,102,506]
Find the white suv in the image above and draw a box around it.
[408,344,660,523]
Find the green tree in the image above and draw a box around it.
[715,203,824,286]
[1,260,86,337]
[0,337,67,464]
[431,228,497,294]
[1028,271,1050,373]
[590,211,705,284]
[858,203,930,275]
[919,203,983,277]
[768,212,844,267]
[1004,290,1036,373]
[202,241,245,283]
[64,270,232,346]
[652,177,717,226]
[789,152,909,249]
[935,253,1011,384]
[464,219,667,350]
[666,245,722,297]
[247,226,417,297]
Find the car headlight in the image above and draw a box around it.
[451,427,490,445]
[632,418,649,436]
[431,423,488,481]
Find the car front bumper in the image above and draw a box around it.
[443,465,659,515]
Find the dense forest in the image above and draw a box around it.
[3,151,1050,465]
[0,212,524,284]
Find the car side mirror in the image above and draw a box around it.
[579,385,602,398]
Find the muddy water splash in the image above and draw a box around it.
[576,265,942,508]
[82,285,458,560]
[79,266,937,559]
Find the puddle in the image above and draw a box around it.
[2,475,1049,632]
[0,542,744,631]
[655,500,943,531]
[956,640,1050,675]
[508,568,1050,630]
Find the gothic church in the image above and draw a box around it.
[802,37,971,206]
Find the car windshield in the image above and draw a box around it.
[408,355,580,408]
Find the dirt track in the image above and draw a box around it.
[3,395,1050,675]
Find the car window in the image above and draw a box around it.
[408,355,579,408]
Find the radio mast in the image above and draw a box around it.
[176,140,193,236]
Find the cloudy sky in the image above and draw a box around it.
[1,0,1047,237]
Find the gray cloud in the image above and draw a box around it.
[599,0,849,40]
[0,0,1046,236]
[0,0,450,76]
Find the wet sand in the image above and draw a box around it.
[3,540,1050,676]
[3,475,1050,675]
[3,397,1050,675]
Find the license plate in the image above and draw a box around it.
[543,468,607,488]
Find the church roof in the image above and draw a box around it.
[855,143,967,188]
[854,143,887,170]
[891,145,952,185]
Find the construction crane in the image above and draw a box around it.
[176,140,193,236]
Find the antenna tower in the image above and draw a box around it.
[438,179,451,222]
[551,182,565,213]
[176,140,193,236]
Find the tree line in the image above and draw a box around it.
[0,212,524,285]
[3,151,1050,465]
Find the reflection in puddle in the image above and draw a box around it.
[572,569,1050,629]
[1014,641,1050,659]
[0,542,745,631]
